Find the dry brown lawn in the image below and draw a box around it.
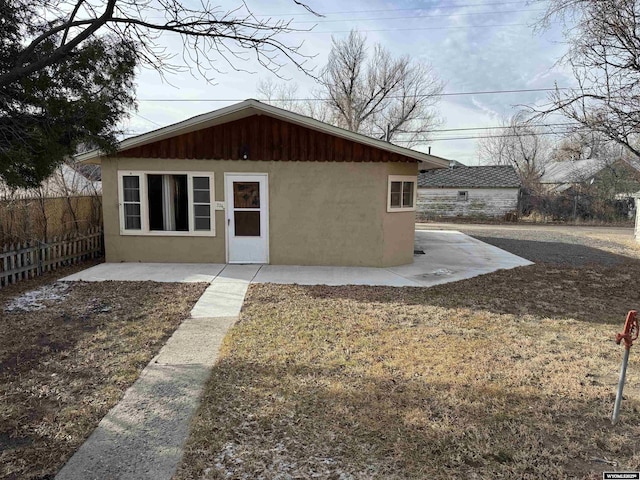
[177,261,640,480]
[0,266,207,480]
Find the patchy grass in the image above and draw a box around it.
[177,262,640,480]
[0,277,207,480]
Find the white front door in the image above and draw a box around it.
[225,173,269,263]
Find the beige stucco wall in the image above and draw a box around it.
[101,158,418,267]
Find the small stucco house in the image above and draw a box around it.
[417,165,521,219]
[77,99,448,267]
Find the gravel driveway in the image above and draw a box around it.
[417,223,640,267]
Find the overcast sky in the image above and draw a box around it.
[124,0,572,165]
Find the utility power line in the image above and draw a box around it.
[121,126,588,142]
[137,87,567,103]
[291,23,529,34]
[292,8,545,24]
[400,129,591,142]
[254,1,532,17]
[419,122,580,133]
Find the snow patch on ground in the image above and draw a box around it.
[4,282,70,312]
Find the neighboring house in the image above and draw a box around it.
[540,158,640,194]
[417,165,521,218]
[0,163,102,199]
[76,99,449,267]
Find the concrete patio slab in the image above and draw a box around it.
[252,265,421,287]
[58,231,532,288]
[388,230,533,287]
[214,264,261,283]
[60,262,225,283]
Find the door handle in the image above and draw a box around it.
[227,218,230,226]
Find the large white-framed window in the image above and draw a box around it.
[387,175,417,212]
[117,171,215,236]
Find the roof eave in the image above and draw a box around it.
[75,99,450,168]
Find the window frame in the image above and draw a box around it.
[457,190,469,202]
[387,175,417,212]
[117,170,215,237]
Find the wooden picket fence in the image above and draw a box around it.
[0,227,103,288]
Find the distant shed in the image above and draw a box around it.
[417,165,521,219]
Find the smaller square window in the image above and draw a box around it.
[388,176,416,212]
[457,191,469,202]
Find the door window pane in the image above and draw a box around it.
[233,182,260,208]
[234,211,260,236]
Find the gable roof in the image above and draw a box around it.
[76,99,450,168]
[418,165,521,188]
[540,158,640,184]
[540,158,607,184]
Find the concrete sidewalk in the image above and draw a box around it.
[56,231,531,479]
[55,265,259,480]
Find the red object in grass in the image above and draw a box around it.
[616,310,639,350]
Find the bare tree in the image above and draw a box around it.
[534,0,640,158]
[2,0,321,187]
[256,78,331,122]
[478,112,551,190]
[2,0,320,89]
[320,30,444,146]
[551,129,620,161]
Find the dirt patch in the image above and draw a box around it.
[177,265,640,480]
[441,224,640,266]
[0,278,207,480]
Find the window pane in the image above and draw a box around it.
[194,204,210,217]
[123,176,139,189]
[193,177,210,190]
[194,217,211,231]
[234,211,260,236]
[233,182,260,208]
[193,190,210,203]
[124,204,141,230]
[123,176,140,202]
[390,192,401,207]
[402,182,414,207]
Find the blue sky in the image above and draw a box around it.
[125,0,571,165]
